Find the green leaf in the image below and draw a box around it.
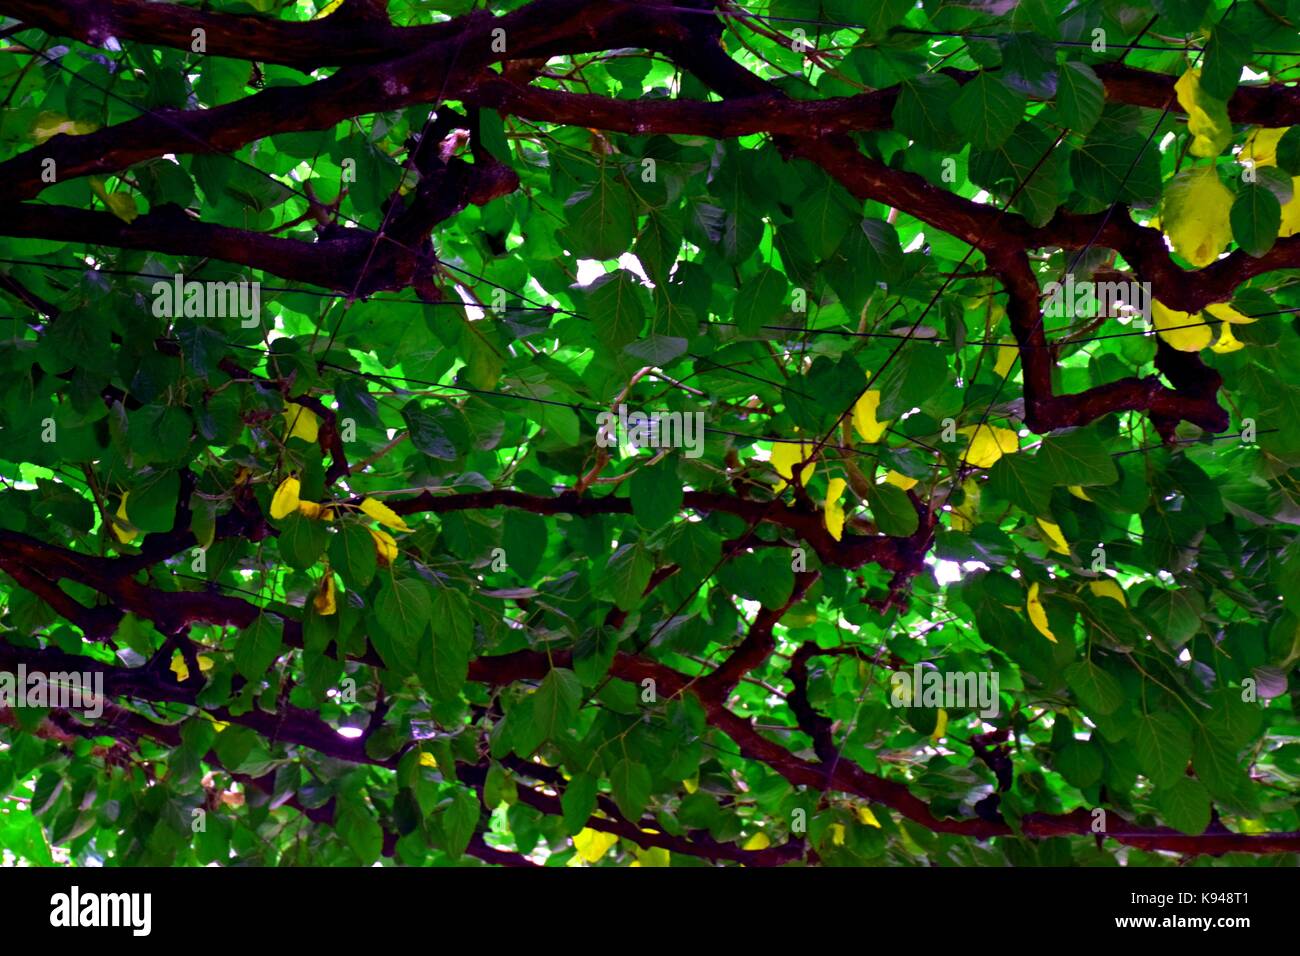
[1138,588,1204,648]
[329,523,377,589]
[532,667,582,746]
[969,121,1066,226]
[438,786,479,861]
[605,542,654,611]
[866,482,919,537]
[402,400,467,461]
[374,576,432,671]
[987,452,1053,515]
[560,172,637,259]
[630,459,684,529]
[953,71,1027,149]
[501,510,547,581]
[1230,182,1282,258]
[796,177,855,260]
[892,74,962,151]
[422,588,473,702]
[586,270,646,351]
[561,774,598,835]
[609,758,652,821]
[733,266,788,336]
[1134,712,1192,787]
[1054,62,1104,134]
[234,613,284,681]
[1155,778,1210,835]
[1063,660,1124,716]
[278,512,329,571]
[1038,428,1117,487]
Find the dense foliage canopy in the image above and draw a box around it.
[0,0,1299,868]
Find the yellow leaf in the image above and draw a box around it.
[948,478,980,532]
[32,111,98,144]
[635,846,671,867]
[1161,165,1234,267]
[851,389,890,443]
[743,832,771,850]
[824,476,847,542]
[931,707,948,741]
[313,573,337,616]
[1067,485,1092,502]
[270,477,301,520]
[1280,177,1300,239]
[682,775,698,795]
[369,527,398,565]
[830,823,847,846]
[297,499,325,519]
[885,470,918,491]
[1211,321,1244,354]
[573,828,619,864]
[770,440,816,492]
[170,652,215,682]
[313,0,345,17]
[89,178,139,223]
[993,336,1018,378]
[1240,126,1288,168]
[1026,581,1057,643]
[957,424,1019,469]
[360,496,412,532]
[1152,300,1212,352]
[282,405,320,443]
[1088,579,1127,607]
[1174,69,1232,158]
[857,805,881,828]
[1036,518,1070,556]
[419,752,439,769]
[1203,303,1255,325]
[112,492,138,544]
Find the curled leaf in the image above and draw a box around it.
[824,477,848,542]
[1036,518,1070,556]
[885,470,918,491]
[369,527,398,566]
[992,336,1018,378]
[360,496,412,532]
[851,389,890,443]
[931,707,948,741]
[270,477,301,520]
[1026,581,1057,643]
[1173,69,1231,158]
[112,492,138,544]
[1211,321,1244,353]
[1088,579,1127,607]
[313,573,337,616]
